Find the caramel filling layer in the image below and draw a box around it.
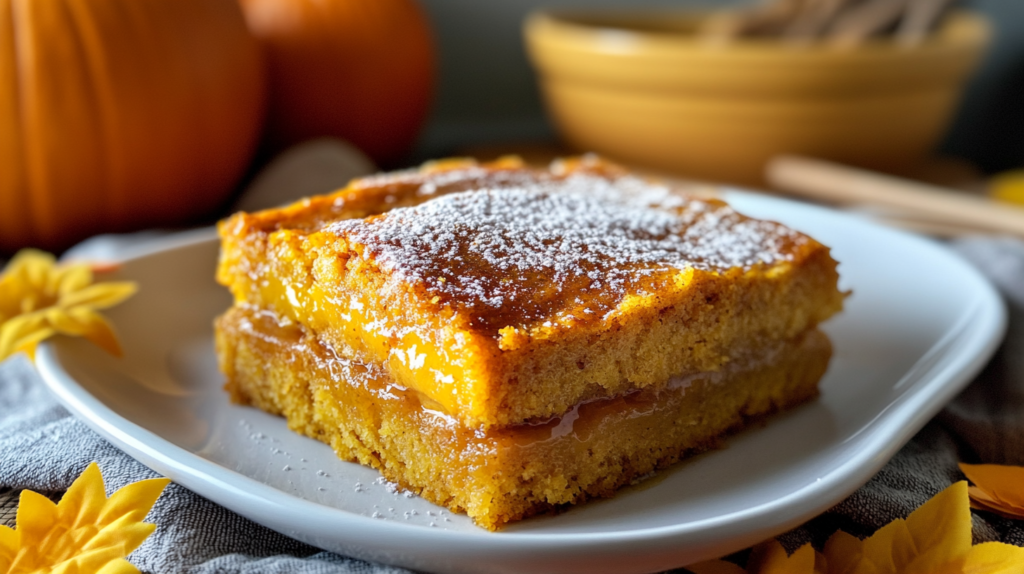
[220,304,831,463]
[217,304,831,529]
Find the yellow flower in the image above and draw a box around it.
[0,462,170,574]
[686,481,1024,574]
[990,170,1024,206]
[688,540,825,574]
[832,481,972,574]
[0,250,137,362]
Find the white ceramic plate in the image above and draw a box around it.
[36,191,1005,574]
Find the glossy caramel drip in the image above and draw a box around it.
[231,305,825,447]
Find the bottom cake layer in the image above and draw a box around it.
[215,305,832,530]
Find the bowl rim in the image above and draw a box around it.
[524,8,990,58]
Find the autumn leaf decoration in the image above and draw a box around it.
[0,462,169,574]
[687,481,1024,574]
[0,249,137,362]
[960,463,1024,521]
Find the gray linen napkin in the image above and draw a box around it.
[2,236,1023,573]
[0,355,410,574]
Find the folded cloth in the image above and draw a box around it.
[1,236,1023,573]
[0,355,410,574]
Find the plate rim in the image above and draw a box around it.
[34,192,1008,571]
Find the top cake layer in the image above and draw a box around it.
[217,157,844,428]
[325,179,806,337]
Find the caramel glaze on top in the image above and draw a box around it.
[285,156,815,337]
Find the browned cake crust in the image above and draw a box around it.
[217,157,845,428]
[216,305,832,530]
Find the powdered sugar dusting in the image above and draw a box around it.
[351,165,552,198]
[327,173,806,330]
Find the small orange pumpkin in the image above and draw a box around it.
[239,0,435,165]
[0,0,265,253]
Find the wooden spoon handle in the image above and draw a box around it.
[766,155,1024,237]
[827,0,911,46]
[898,0,954,44]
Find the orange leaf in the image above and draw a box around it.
[967,487,1024,521]
[960,463,1024,519]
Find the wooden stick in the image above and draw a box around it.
[766,155,1024,238]
[898,0,954,45]
[783,0,847,41]
[872,216,992,238]
[827,0,911,46]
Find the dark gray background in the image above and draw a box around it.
[413,0,1024,173]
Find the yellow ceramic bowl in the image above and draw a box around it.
[524,10,989,186]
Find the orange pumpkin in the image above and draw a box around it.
[0,0,265,253]
[239,0,435,165]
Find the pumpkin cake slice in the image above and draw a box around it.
[214,156,845,529]
[216,157,844,429]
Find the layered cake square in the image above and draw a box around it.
[215,156,844,529]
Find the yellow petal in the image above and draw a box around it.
[907,558,965,574]
[52,559,78,574]
[100,478,170,525]
[990,170,1024,206]
[4,249,56,287]
[747,540,819,574]
[904,482,973,566]
[64,307,124,357]
[59,282,137,310]
[16,490,59,545]
[95,558,142,574]
[52,545,138,574]
[686,559,748,574]
[5,464,167,574]
[0,524,18,568]
[0,249,135,363]
[960,463,1024,512]
[861,518,914,574]
[12,326,57,362]
[55,264,93,297]
[964,542,1024,574]
[823,530,866,574]
[58,463,110,530]
[0,312,48,361]
[902,548,968,574]
[46,307,90,336]
[23,253,58,297]
[83,516,156,557]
